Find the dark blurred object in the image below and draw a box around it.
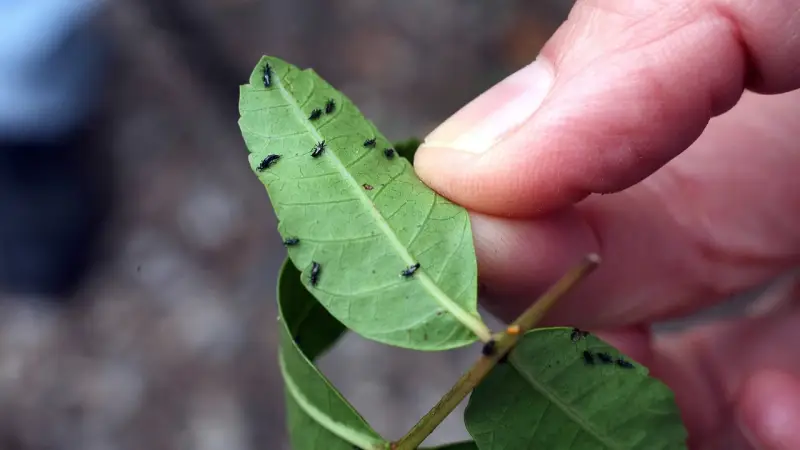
[0,124,112,299]
[0,1,112,300]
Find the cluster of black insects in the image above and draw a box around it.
[259,62,415,288]
[257,63,396,169]
[571,328,634,369]
[583,350,634,369]
[481,327,634,368]
[308,98,336,121]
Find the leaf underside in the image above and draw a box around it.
[239,56,481,351]
[464,328,688,450]
[279,258,479,450]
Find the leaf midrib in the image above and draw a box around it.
[510,355,623,450]
[275,66,480,336]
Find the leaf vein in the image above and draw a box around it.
[313,281,407,298]
[242,128,307,142]
[295,234,382,245]
[277,197,359,208]
[511,363,622,450]
[404,192,436,250]
[277,70,479,334]
[529,400,552,443]
[433,214,469,284]
[343,146,374,169]
[369,165,406,201]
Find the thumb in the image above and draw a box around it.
[414,0,800,217]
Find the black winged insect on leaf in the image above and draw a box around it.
[311,140,326,158]
[257,154,280,171]
[570,328,590,343]
[309,261,321,286]
[400,263,421,278]
[262,63,271,87]
[616,358,634,369]
[596,352,614,364]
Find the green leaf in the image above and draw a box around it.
[278,258,389,450]
[464,328,688,450]
[239,56,487,350]
[426,442,479,450]
[394,137,422,165]
[280,257,347,361]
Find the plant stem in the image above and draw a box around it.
[393,254,600,450]
[451,305,493,343]
[509,253,601,333]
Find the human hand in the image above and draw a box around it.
[413,1,800,448]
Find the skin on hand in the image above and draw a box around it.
[414,0,800,448]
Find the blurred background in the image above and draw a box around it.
[0,1,573,449]
[0,1,777,449]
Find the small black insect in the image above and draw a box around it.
[570,328,590,343]
[363,138,376,148]
[362,184,373,191]
[310,261,321,286]
[481,339,497,357]
[309,108,322,121]
[257,154,281,171]
[384,148,395,159]
[401,263,421,277]
[325,99,336,114]
[616,358,634,369]
[311,140,326,158]
[263,63,272,87]
[283,237,300,246]
[596,352,614,364]
[582,350,595,365]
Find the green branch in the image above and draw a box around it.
[393,254,601,450]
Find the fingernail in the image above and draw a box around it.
[424,56,554,154]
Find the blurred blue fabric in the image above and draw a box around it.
[0,0,110,299]
[0,0,106,141]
